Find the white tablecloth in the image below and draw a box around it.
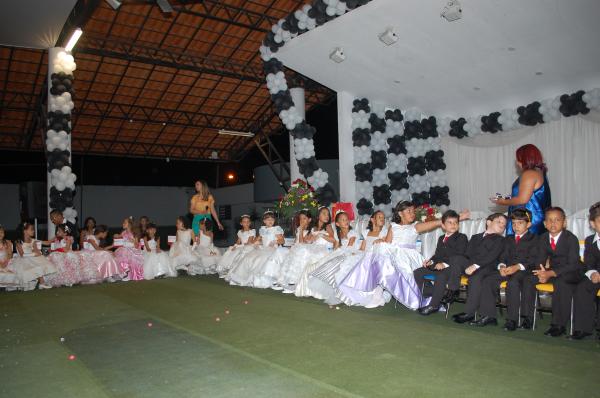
[419,210,593,260]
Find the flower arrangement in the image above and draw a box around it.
[275,179,320,220]
[415,204,442,222]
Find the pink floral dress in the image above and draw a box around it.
[114,230,145,280]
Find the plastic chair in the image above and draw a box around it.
[533,283,574,334]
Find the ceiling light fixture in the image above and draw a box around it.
[105,0,121,10]
[329,47,346,63]
[441,0,462,22]
[156,0,173,13]
[379,28,398,46]
[65,28,83,52]
[217,129,254,137]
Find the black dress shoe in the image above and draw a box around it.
[418,305,440,316]
[544,325,566,337]
[503,319,517,331]
[453,313,475,324]
[470,316,498,327]
[567,330,592,340]
[518,317,533,330]
[441,290,459,305]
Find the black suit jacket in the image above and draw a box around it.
[465,232,504,269]
[501,231,544,272]
[430,232,468,265]
[583,234,600,274]
[539,230,582,276]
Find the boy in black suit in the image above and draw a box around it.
[569,202,600,340]
[415,210,468,315]
[453,213,507,325]
[533,207,583,337]
[478,209,544,330]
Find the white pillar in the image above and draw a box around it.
[289,87,305,182]
[337,91,356,210]
[47,47,61,239]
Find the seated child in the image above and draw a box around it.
[452,213,507,325]
[532,207,583,337]
[414,210,468,315]
[569,202,600,340]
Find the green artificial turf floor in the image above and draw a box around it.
[0,275,598,398]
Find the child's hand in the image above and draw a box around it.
[434,263,445,271]
[591,272,600,284]
[465,265,477,275]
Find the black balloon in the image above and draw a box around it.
[421,116,437,138]
[387,135,406,155]
[356,198,374,215]
[517,101,544,126]
[407,156,427,176]
[448,118,468,138]
[354,163,373,182]
[263,58,284,75]
[425,150,446,171]
[352,128,371,147]
[429,186,450,206]
[388,172,409,190]
[481,112,502,133]
[559,90,590,117]
[404,120,423,140]
[370,150,387,169]
[384,109,403,122]
[47,149,71,170]
[369,113,386,134]
[298,157,319,177]
[292,122,316,140]
[411,192,430,206]
[352,98,370,113]
[271,90,294,113]
[373,185,391,205]
[316,184,336,206]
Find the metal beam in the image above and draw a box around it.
[75,35,265,83]
[174,1,276,33]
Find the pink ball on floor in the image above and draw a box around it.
[68,354,76,361]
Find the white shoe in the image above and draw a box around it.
[38,284,52,290]
[122,276,130,282]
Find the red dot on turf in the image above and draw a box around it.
[68,355,76,361]
[147,322,153,328]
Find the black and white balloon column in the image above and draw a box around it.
[47,48,77,229]
[261,0,374,206]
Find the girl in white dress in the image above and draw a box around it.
[227,211,285,288]
[217,215,255,277]
[190,219,221,275]
[278,207,335,291]
[45,224,83,287]
[339,201,469,310]
[8,221,55,290]
[80,225,125,281]
[143,223,176,279]
[295,211,358,299]
[0,226,18,289]
[169,216,199,272]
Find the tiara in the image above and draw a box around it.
[263,210,275,215]
[335,210,347,215]
[318,206,329,211]
[240,214,251,218]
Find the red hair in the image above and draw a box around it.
[516,144,547,172]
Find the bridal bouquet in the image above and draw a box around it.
[275,179,320,220]
[415,204,442,222]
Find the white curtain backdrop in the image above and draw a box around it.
[441,112,600,215]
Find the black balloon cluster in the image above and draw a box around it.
[271,90,294,113]
[47,149,71,170]
[373,185,391,205]
[354,163,373,182]
[425,150,446,171]
[389,172,409,190]
[352,128,371,147]
[387,135,406,154]
[48,111,71,133]
[517,102,544,126]
[407,156,427,176]
[292,122,316,140]
[316,185,337,206]
[352,98,370,113]
[481,112,502,133]
[421,116,437,138]
[307,0,336,25]
[50,73,74,96]
[371,150,387,170]
[263,58,284,75]
[298,158,319,177]
[559,90,590,117]
[341,0,371,9]
[404,120,423,140]
[429,186,450,207]
[448,118,468,139]
[356,198,374,216]
[411,192,430,206]
[49,187,75,212]
[385,109,403,122]
[369,114,386,134]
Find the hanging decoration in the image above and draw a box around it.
[46,48,77,223]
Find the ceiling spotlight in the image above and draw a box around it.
[156,0,173,13]
[441,0,462,22]
[379,28,398,46]
[105,0,121,10]
[217,129,254,137]
[329,47,346,63]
